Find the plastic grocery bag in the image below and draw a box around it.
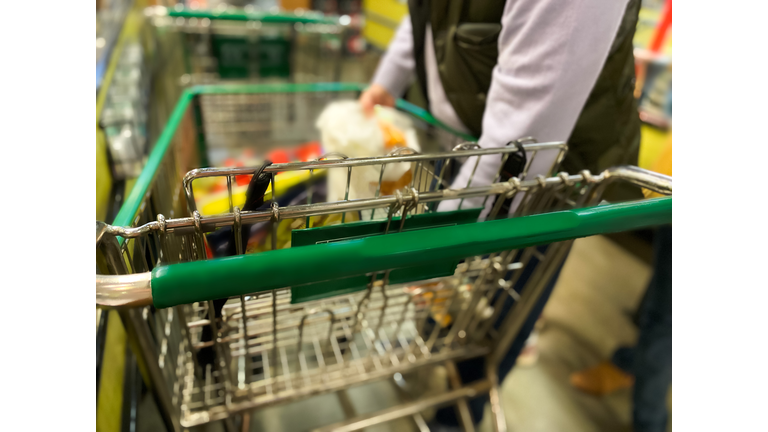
[315,101,420,202]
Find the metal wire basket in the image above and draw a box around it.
[145,6,368,86]
[96,83,672,432]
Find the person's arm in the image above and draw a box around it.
[441,0,631,214]
[360,18,415,115]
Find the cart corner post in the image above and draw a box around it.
[97,226,180,432]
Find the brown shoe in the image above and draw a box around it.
[570,361,634,396]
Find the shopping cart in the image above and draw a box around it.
[145,6,370,86]
[95,83,672,432]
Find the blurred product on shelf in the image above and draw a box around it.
[100,43,151,180]
[316,101,420,203]
[360,0,408,51]
[311,0,366,55]
[633,0,672,129]
[96,0,133,90]
[312,0,361,15]
[635,52,672,128]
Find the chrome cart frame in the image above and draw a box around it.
[96,83,672,432]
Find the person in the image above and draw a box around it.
[570,138,672,432]
[359,0,644,429]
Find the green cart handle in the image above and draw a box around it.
[97,196,671,309]
[165,7,343,25]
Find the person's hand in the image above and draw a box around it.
[359,84,395,117]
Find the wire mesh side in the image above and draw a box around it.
[149,12,351,86]
[152,167,604,426]
[198,91,360,165]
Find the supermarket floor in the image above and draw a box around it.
[138,235,671,432]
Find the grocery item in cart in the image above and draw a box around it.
[316,101,420,202]
[237,182,361,255]
[204,168,360,258]
[192,142,324,216]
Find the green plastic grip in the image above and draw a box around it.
[150,197,671,308]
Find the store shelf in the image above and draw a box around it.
[97,0,133,91]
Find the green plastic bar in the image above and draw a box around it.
[168,8,339,24]
[151,197,672,308]
[110,83,476,244]
[192,82,367,95]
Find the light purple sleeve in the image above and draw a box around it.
[440,0,631,215]
[371,18,415,97]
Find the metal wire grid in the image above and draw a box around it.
[199,91,360,164]
[199,91,465,150]
[182,141,568,229]
[184,90,568,213]
[112,156,599,427]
